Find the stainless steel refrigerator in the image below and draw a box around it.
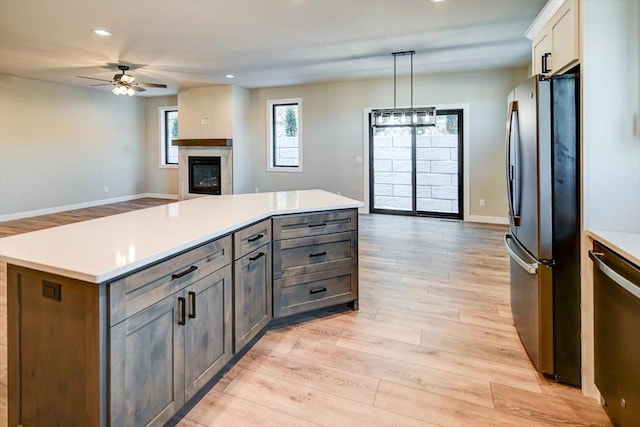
[503,73,581,386]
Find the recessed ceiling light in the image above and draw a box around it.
[225,74,235,79]
[430,0,445,2]
[92,28,112,37]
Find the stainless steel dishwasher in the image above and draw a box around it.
[590,242,640,427]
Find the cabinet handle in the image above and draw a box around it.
[172,265,198,280]
[188,291,196,319]
[308,222,327,228]
[310,287,327,294]
[247,233,264,243]
[542,52,551,74]
[177,297,186,325]
[249,252,265,262]
[309,251,327,258]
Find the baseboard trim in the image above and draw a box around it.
[465,215,509,225]
[0,193,179,222]
[144,193,179,200]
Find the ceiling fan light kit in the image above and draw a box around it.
[77,64,167,96]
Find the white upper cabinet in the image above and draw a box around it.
[527,0,580,77]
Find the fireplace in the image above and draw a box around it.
[188,156,221,195]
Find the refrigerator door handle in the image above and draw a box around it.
[589,251,640,300]
[505,101,521,226]
[504,233,538,274]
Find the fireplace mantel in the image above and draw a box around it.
[172,138,232,147]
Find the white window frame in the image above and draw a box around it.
[159,105,178,169]
[267,98,303,172]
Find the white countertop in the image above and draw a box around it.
[586,229,640,266]
[0,190,363,283]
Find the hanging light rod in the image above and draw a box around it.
[372,50,436,127]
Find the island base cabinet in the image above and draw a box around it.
[110,264,232,426]
[233,243,272,353]
[7,266,105,427]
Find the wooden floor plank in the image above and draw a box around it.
[374,380,552,427]
[174,389,320,427]
[289,337,496,409]
[237,346,380,405]
[491,383,612,426]
[336,330,543,393]
[223,368,430,427]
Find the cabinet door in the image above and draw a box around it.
[183,265,233,400]
[234,243,272,352]
[552,0,579,73]
[111,295,184,427]
[533,31,552,76]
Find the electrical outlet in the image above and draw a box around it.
[104,186,109,193]
[337,191,342,195]
[356,156,363,163]
[479,199,486,207]
[255,187,259,193]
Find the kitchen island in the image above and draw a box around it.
[0,190,362,427]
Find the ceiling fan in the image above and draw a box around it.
[77,65,167,96]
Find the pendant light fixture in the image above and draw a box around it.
[372,51,436,127]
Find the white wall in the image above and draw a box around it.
[232,86,251,194]
[248,67,527,218]
[0,75,146,217]
[580,0,640,399]
[177,86,233,139]
[144,95,178,196]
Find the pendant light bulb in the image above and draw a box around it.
[412,112,418,123]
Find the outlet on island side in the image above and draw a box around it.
[479,199,486,207]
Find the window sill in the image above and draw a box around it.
[267,166,303,173]
[159,164,179,169]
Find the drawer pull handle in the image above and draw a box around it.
[308,222,327,228]
[188,291,197,319]
[247,233,264,243]
[309,251,327,258]
[310,287,327,294]
[249,252,265,262]
[172,265,198,280]
[177,297,186,325]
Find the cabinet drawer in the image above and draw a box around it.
[233,218,271,260]
[109,235,232,326]
[273,209,357,240]
[273,231,357,279]
[274,267,357,318]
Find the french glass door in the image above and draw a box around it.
[369,110,463,219]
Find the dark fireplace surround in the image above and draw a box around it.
[188,156,221,195]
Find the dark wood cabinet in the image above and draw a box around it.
[272,209,359,318]
[110,249,233,426]
[233,219,272,352]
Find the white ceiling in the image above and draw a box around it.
[0,0,545,96]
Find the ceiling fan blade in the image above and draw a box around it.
[132,86,147,92]
[90,84,112,86]
[77,75,112,82]
[137,82,167,88]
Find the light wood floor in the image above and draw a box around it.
[0,199,611,426]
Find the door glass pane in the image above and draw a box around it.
[372,126,413,211]
[416,114,459,215]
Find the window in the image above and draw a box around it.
[159,106,179,167]
[267,98,302,172]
